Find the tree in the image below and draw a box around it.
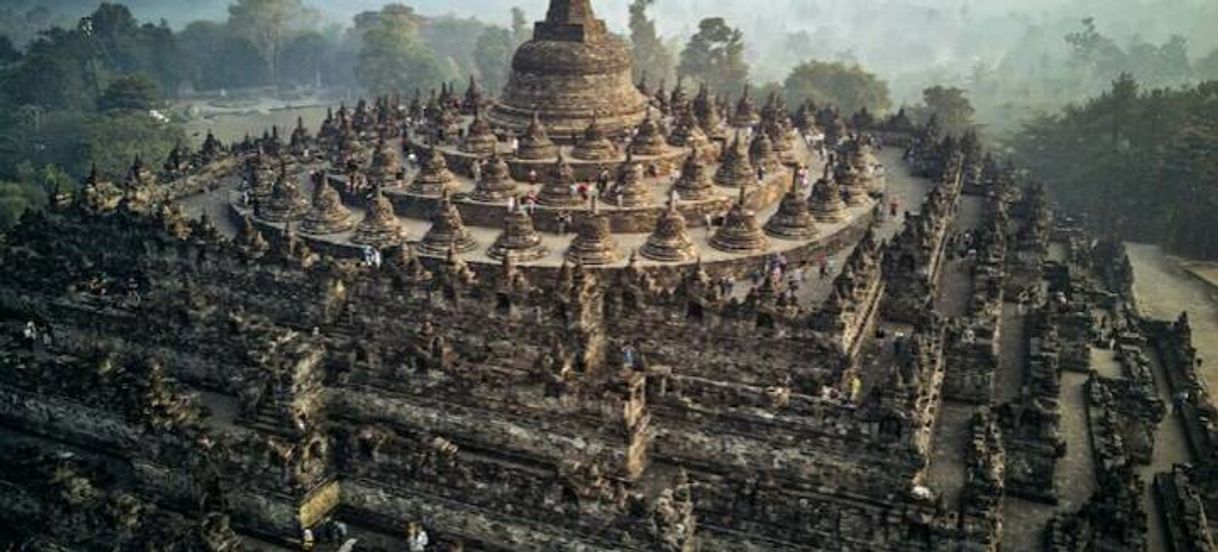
[280,31,329,87]
[510,7,530,47]
[0,35,21,64]
[1199,47,1218,81]
[781,60,890,116]
[920,86,974,134]
[677,18,748,97]
[356,5,446,96]
[98,74,159,112]
[227,0,313,87]
[629,0,674,84]
[473,26,514,95]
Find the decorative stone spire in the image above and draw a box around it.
[537,0,606,42]
[462,75,483,114]
[609,151,650,207]
[408,145,456,196]
[369,136,402,186]
[387,243,433,284]
[517,112,558,160]
[460,106,498,155]
[351,186,405,248]
[301,179,354,235]
[290,116,312,155]
[714,133,754,188]
[489,206,549,262]
[835,156,867,205]
[674,144,715,201]
[629,109,667,157]
[809,169,847,223]
[538,152,582,207]
[419,192,478,255]
[470,147,517,202]
[710,186,770,253]
[571,115,618,161]
[749,129,780,173]
[731,85,758,128]
[693,84,725,138]
[565,211,622,265]
[200,130,223,162]
[641,199,697,262]
[765,172,818,240]
[236,214,269,254]
[247,152,274,203]
[668,108,710,153]
[262,166,309,223]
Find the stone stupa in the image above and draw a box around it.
[764,173,818,240]
[489,0,650,139]
[538,152,582,207]
[489,207,549,262]
[565,201,622,265]
[419,192,479,255]
[408,145,456,196]
[640,199,697,262]
[516,112,558,161]
[608,151,651,208]
[809,170,848,223]
[710,186,770,254]
[714,133,755,189]
[262,168,309,223]
[673,144,716,201]
[301,180,354,235]
[570,116,618,161]
[629,109,667,157]
[351,187,405,248]
[470,147,517,203]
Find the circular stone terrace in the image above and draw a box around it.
[224,120,886,283]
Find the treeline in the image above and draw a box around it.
[1011,75,1218,259]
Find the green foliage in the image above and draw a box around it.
[920,86,974,134]
[629,0,675,84]
[782,60,891,116]
[678,18,748,97]
[227,0,315,87]
[1011,77,1218,258]
[0,162,73,230]
[0,35,20,63]
[178,21,267,91]
[1197,48,1218,81]
[98,74,159,112]
[356,5,448,96]
[473,26,514,95]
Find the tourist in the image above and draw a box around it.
[507,195,517,212]
[528,169,539,185]
[407,522,429,552]
[622,344,636,368]
[557,213,569,236]
[23,320,37,350]
[301,528,315,551]
[757,166,767,182]
[242,189,251,207]
[471,160,482,183]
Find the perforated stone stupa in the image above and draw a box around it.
[488,0,649,139]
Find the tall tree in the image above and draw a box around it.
[920,85,974,134]
[227,0,312,88]
[510,7,530,47]
[473,26,514,95]
[782,60,890,116]
[677,18,748,97]
[628,0,674,84]
[355,5,446,96]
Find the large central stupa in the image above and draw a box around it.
[488,0,650,140]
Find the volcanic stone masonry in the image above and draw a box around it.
[2,1,1216,550]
